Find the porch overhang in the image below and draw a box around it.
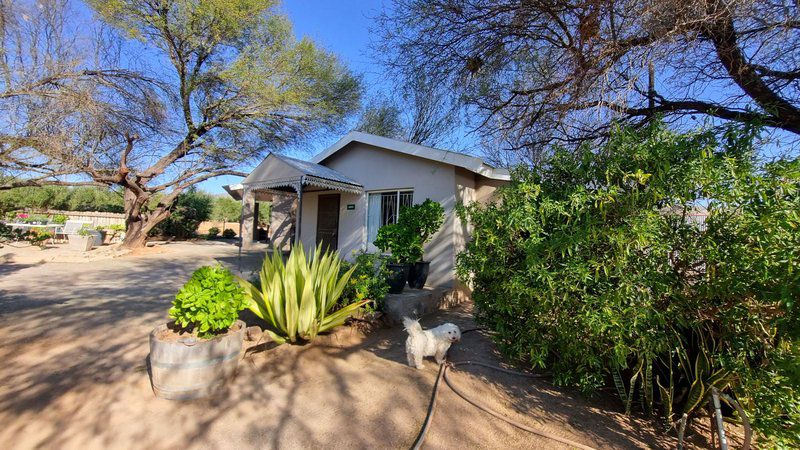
[225,153,363,252]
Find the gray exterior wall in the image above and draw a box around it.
[301,143,457,287]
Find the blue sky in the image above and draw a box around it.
[199,0,388,195]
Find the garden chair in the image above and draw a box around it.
[54,220,92,243]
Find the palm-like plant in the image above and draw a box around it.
[237,245,366,344]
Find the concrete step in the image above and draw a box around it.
[383,287,467,325]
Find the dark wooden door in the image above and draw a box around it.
[316,194,340,252]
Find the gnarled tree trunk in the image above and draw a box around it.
[121,187,171,249]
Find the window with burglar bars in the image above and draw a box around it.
[367,190,413,246]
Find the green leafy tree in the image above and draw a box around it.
[152,189,213,239]
[211,197,243,223]
[4,0,361,249]
[88,0,360,248]
[456,122,799,445]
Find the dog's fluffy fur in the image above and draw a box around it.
[403,317,461,369]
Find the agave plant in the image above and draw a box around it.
[237,244,366,344]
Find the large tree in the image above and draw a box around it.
[378,0,800,161]
[0,0,160,189]
[2,0,360,248]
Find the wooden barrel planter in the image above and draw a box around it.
[149,320,246,400]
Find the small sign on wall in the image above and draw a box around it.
[346,204,356,210]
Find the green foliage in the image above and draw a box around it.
[211,196,242,222]
[169,265,247,338]
[374,199,444,263]
[0,223,13,241]
[0,186,123,215]
[339,252,391,311]
[152,189,213,239]
[207,227,220,238]
[237,244,367,344]
[24,230,52,246]
[0,224,26,242]
[210,196,271,225]
[222,228,236,239]
[51,214,68,224]
[374,223,417,263]
[90,0,361,141]
[66,187,125,212]
[400,199,445,256]
[456,122,800,444]
[76,225,93,237]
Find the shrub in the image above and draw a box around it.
[25,230,52,247]
[374,199,444,263]
[222,228,236,239]
[456,122,800,445]
[152,188,213,239]
[237,245,367,344]
[169,265,247,338]
[76,225,93,236]
[373,223,418,263]
[339,252,391,311]
[399,199,444,254]
[207,227,220,238]
[0,223,13,241]
[50,214,68,224]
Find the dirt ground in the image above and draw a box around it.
[0,241,681,449]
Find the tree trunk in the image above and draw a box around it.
[120,187,171,249]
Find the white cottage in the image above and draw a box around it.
[225,131,509,288]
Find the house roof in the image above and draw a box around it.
[236,153,362,196]
[311,131,511,181]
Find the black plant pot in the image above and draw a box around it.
[407,261,430,289]
[386,263,410,294]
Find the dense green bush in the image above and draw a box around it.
[339,252,391,311]
[456,123,799,445]
[169,265,247,338]
[152,189,213,239]
[222,228,236,239]
[374,198,444,263]
[207,227,220,238]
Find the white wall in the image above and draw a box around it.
[316,143,458,287]
[297,190,364,258]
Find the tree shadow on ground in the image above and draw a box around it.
[0,244,695,449]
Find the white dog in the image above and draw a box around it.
[403,317,461,369]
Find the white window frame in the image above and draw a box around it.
[364,188,414,252]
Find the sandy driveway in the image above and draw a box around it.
[0,241,675,449]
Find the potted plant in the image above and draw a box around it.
[94,226,108,245]
[374,223,418,294]
[397,199,445,289]
[67,226,95,251]
[149,265,248,400]
[107,224,125,243]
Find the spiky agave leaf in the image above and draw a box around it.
[236,243,366,344]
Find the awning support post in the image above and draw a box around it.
[294,176,304,247]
